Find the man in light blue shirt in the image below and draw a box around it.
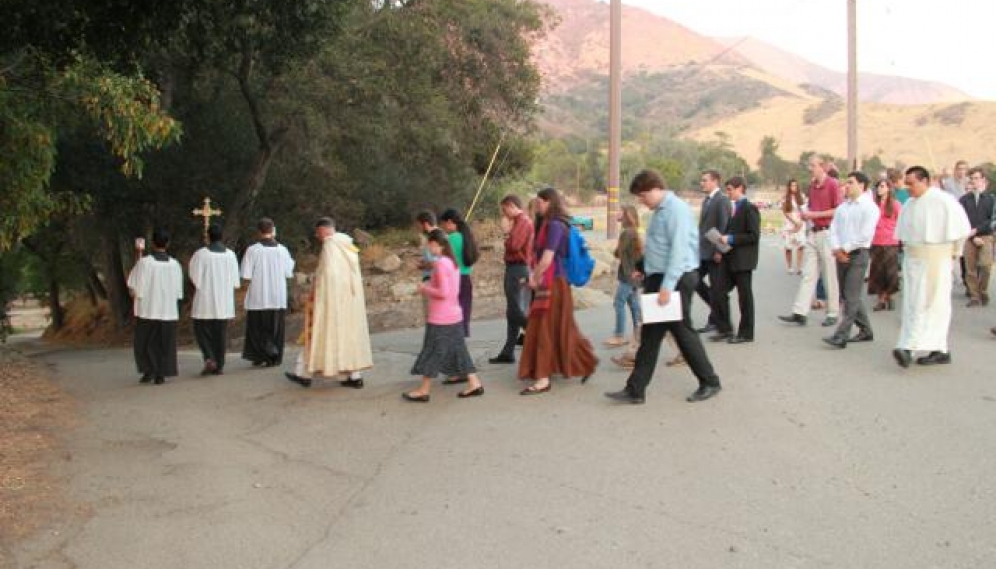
[605,169,723,404]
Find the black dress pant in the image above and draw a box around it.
[726,269,754,340]
[695,260,729,331]
[626,272,721,398]
[499,263,530,358]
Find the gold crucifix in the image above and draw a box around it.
[192,197,223,243]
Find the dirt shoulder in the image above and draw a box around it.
[0,349,76,560]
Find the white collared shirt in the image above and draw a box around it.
[830,195,881,252]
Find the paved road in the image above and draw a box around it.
[11,237,996,569]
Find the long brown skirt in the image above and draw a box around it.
[868,245,900,295]
[518,277,598,380]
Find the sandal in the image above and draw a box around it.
[520,383,551,396]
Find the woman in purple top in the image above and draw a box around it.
[518,187,598,395]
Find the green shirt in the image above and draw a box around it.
[448,231,473,276]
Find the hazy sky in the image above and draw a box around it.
[620,0,994,100]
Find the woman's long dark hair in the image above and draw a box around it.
[439,208,479,266]
[782,179,804,214]
[874,179,896,218]
[426,228,456,265]
[536,187,571,226]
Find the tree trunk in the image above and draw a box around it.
[102,225,132,330]
[48,275,64,330]
[223,137,287,243]
[86,264,108,303]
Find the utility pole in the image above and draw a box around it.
[847,0,858,170]
[607,0,621,240]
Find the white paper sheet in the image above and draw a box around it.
[640,292,683,323]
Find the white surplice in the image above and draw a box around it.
[241,242,295,310]
[189,246,241,319]
[127,255,184,320]
[894,188,972,352]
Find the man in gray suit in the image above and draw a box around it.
[694,170,732,336]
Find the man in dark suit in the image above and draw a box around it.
[694,169,732,335]
[715,176,760,344]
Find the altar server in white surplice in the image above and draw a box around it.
[241,217,295,367]
[892,166,971,369]
[285,217,373,389]
[189,223,241,376]
[128,228,184,385]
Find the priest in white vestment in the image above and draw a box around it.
[893,166,971,368]
[241,217,295,367]
[189,223,241,375]
[285,217,373,388]
[128,228,184,385]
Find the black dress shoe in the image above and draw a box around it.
[488,354,515,364]
[153,376,165,385]
[708,332,733,342]
[284,372,312,387]
[822,336,847,349]
[821,316,838,327]
[892,349,912,368]
[140,374,153,384]
[402,392,430,402]
[778,314,807,326]
[604,388,644,404]
[916,351,951,365]
[849,330,874,342]
[340,378,364,389]
[686,384,722,402]
[457,386,484,398]
[727,336,753,344]
[695,323,717,334]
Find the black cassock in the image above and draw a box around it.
[194,319,229,371]
[242,309,286,366]
[134,318,178,377]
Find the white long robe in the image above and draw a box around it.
[894,188,971,352]
[301,233,373,377]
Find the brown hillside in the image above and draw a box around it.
[536,0,745,92]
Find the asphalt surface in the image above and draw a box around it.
[10,237,996,569]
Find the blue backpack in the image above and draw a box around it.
[561,221,595,287]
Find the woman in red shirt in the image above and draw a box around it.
[868,179,902,311]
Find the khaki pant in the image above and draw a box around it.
[792,229,840,318]
[964,235,994,301]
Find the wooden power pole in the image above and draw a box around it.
[847,0,858,170]
[607,0,621,240]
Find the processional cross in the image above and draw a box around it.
[192,197,223,243]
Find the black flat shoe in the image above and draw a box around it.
[849,330,874,343]
[402,392,430,402]
[892,349,912,368]
[457,386,484,398]
[340,378,364,389]
[604,388,644,404]
[284,372,312,387]
[778,314,807,326]
[822,336,847,349]
[916,351,951,365]
[520,384,551,396]
[488,354,515,364]
[442,376,468,385]
[686,385,721,402]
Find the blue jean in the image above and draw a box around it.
[613,280,642,336]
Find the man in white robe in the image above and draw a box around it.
[189,223,241,375]
[128,228,184,385]
[893,166,972,368]
[241,217,295,367]
[285,217,373,388]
